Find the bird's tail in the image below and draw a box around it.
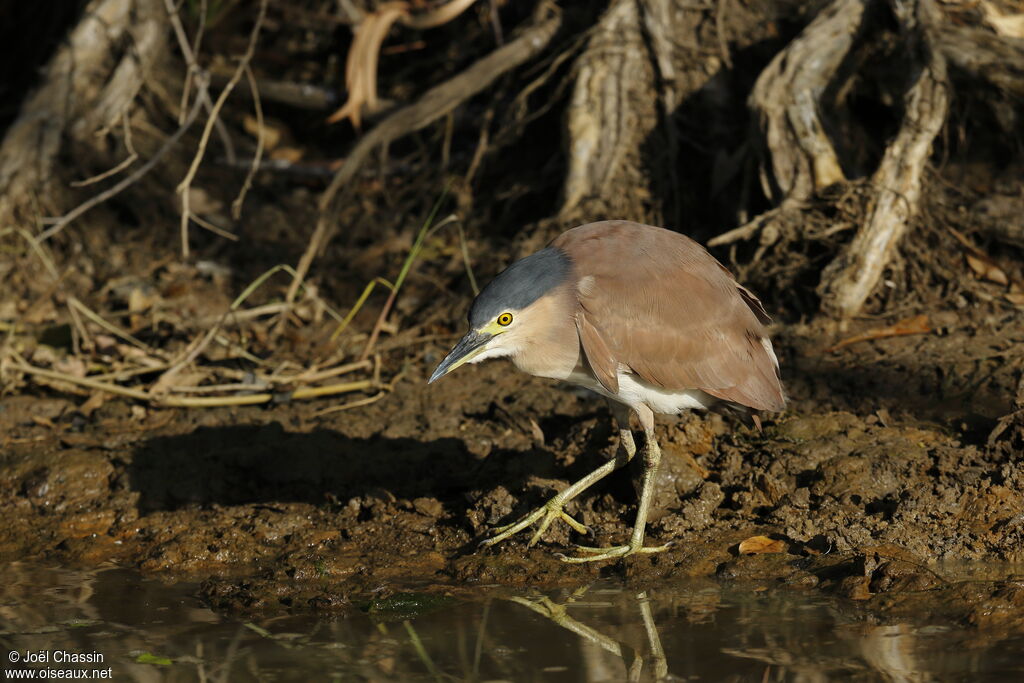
[709,401,763,432]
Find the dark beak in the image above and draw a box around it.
[428,330,493,383]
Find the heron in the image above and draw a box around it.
[429,220,785,562]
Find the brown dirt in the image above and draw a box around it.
[1,0,1023,634]
[1,294,1022,621]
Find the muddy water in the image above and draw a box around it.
[1,563,1022,681]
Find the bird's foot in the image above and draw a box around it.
[555,540,674,564]
[480,499,590,549]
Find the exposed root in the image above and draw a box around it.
[0,0,166,229]
[748,0,865,205]
[560,0,719,223]
[709,0,867,254]
[819,0,949,318]
[933,20,1024,98]
[560,0,654,218]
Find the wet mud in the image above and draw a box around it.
[1,307,1023,631]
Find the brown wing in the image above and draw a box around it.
[553,221,785,412]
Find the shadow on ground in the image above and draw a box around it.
[128,423,563,514]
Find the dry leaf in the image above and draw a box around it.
[31,345,58,366]
[128,287,159,313]
[825,314,931,352]
[243,114,285,150]
[965,253,1009,286]
[93,334,118,356]
[53,356,86,378]
[79,392,107,417]
[150,370,206,395]
[269,146,304,163]
[186,187,224,215]
[528,418,545,445]
[1006,292,1024,306]
[738,535,786,555]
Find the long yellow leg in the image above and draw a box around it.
[480,402,636,549]
[559,405,673,563]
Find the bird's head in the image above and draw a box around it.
[428,246,572,383]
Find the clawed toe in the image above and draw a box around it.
[480,502,589,549]
[557,540,674,563]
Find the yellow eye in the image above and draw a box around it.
[497,312,513,326]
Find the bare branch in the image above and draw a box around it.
[285,11,562,306]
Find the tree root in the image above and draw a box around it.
[710,0,867,254]
[717,0,976,319]
[934,21,1024,98]
[559,0,738,224]
[560,0,655,219]
[748,0,866,205]
[818,0,949,318]
[0,0,166,230]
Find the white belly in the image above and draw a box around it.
[566,367,713,415]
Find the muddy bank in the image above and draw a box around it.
[1,306,1022,620]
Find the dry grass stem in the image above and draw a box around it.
[37,95,205,243]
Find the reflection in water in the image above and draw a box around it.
[506,587,668,681]
[0,563,1022,681]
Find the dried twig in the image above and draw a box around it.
[176,0,268,257]
[163,0,235,161]
[10,352,378,409]
[231,65,265,220]
[67,297,155,354]
[70,112,139,187]
[286,10,561,307]
[358,206,455,361]
[37,95,204,243]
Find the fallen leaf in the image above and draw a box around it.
[128,286,159,314]
[825,314,931,353]
[269,145,304,163]
[150,370,205,395]
[31,345,58,366]
[79,392,106,417]
[185,187,224,214]
[1006,292,1024,306]
[966,253,1009,286]
[243,114,285,150]
[53,356,87,378]
[528,417,545,445]
[93,334,118,356]
[738,535,786,555]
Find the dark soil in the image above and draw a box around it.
[1,0,1023,637]
[2,295,1022,623]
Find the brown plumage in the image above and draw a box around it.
[429,220,785,562]
[553,221,785,414]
